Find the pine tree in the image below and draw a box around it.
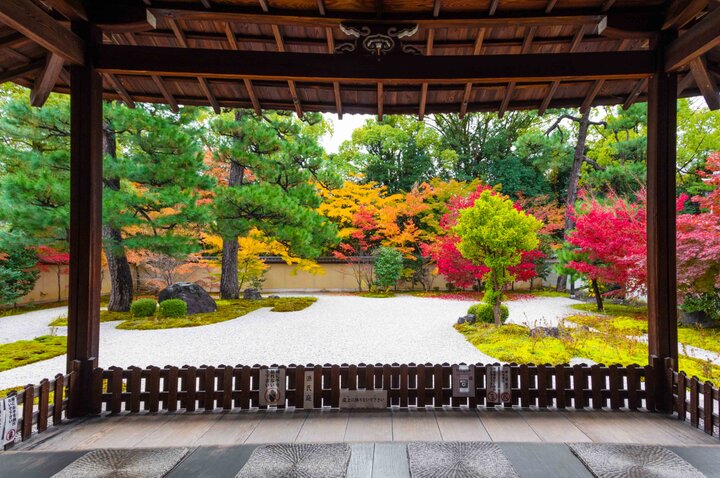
[210,110,339,299]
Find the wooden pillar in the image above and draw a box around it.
[67,21,102,417]
[647,32,678,410]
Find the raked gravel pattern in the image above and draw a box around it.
[0,295,586,390]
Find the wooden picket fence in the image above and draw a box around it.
[91,359,662,415]
[667,358,720,439]
[2,361,78,449]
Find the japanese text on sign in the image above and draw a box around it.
[0,395,18,445]
[486,365,512,403]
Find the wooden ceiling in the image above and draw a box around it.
[0,0,719,117]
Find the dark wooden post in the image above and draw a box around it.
[647,33,678,411]
[67,20,102,417]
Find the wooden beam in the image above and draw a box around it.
[121,32,178,112]
[545,0,558,13]
[148,6,609,29]
[225,22,261,115]
[67,20,102,418]
[377,82,383,120]
[677,70,695,94]
[663,0,708,30]
[601,0,617,11]
[30,53,64,107]
[646,33,678,398]
[0,60,44,84]
[539,25,586,114]
[459,29,486,118]
[665,7,720,70]
[0,0,84,64]
[44,0,88,21]
[499,82,515,117]
[419,28,435,120]
[259,0,303,118]
[198,77,221,113]
[488,0,500,15]
[689,55,720,109]
[622,77,648,109]
[97,46,657,83]
[433,0,442,17]
[105,73,136,108]
[0,31,28,50]
[318,2,342,119]
[580,79,604,113]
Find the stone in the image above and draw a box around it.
[243,287,263,300]
[529,326,562,338]
[268,295,280,299]
[679,311,718,329]
[158,282,217,315]
[457,314,475,325]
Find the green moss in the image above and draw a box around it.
[0,301,67,319]
[571,302,647,318]
[678,327,720,355]
[568,314,648,336]
[0,336,67,372]
[525,289,569,298]
[359,292,395,298]
[116,297,317,330]
[455,321,720,386]
[49,309,133,327]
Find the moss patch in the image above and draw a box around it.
[0,301,67,319]
[568,314,648,336]
[0,336,66,372]
[359,292,395,298]
[49,309,132,327]
[116,297,316,330]
[571,302,647,318]
[677,327,720,355]
[455,321,720,386]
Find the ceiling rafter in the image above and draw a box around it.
[689,55,720,110]
[499,25,537,117]
[622,77,648,109]
[665,7,720,70]
[105,73,136,108]
[0,60,44,83]
[377,83,384,120]
[30,53,64,107]
[459,28,486,118]
[317,0,342,118]
[662,0,708,30]
[259,0,303,118]
[581,38,631,112]
[419,2,441,121]
[43,0,88,21]
[488,0,500,16]
[224,23,261,115]
[539,25,587,115]
[167,17,220,113]
[121,32,177,112]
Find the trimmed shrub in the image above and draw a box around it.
[130,298,157,318]
[159,299,187,318]
[373,246,404,290]
[467,303,509,324]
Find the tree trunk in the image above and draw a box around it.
[102,123,134,312]
[556,275,566,291]
[219,156,245,299]
[220,237,240,299]
[591,279,604,312]
[564,109,592,232]
[103,225,134,311]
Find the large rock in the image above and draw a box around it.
[158,282,217,315]
[243,287,263,300]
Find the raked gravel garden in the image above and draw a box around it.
[1,292,720,391]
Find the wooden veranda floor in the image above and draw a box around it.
[3,409,720,477]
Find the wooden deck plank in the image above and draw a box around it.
[634,413,719,445]
[137,413,222,448]
[564,410,653,443]
[244,411,307,444]
[520,410,592,443]
[391,409,442,442]
[435,409,491,441]
[479,410,542,442]
[72,415,171,449]
[296,410,350,443]
[0,451,86,477]
[194,412,263,446]
[345,411,393,442]
[372,443,411,478]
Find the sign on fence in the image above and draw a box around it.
[0,395,18,445]
[303,371,314,409]
[258,368,286,406]
[452,364,475,398]
[486,365,512,403]
[339,389,388,409]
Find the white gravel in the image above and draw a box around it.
[0,306,68,344]
[0,295,588,390]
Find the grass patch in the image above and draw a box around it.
[455,321,720,386]
[0,301,68,319]
[116,297,316,330]
[49,309,133,327]
[571,302,647,318]
[0,336,66,372]
[359,291,395,298]
[568,314,648,336]
[678,327,720,355]
[525,289,570,298]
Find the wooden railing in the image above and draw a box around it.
[91,360,661,414]
[667,358,720,439]
[2,361,78,450]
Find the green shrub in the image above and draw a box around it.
[468,302,509,324]
[159,299,187,318]
[130,298,157,318]
[373,246,404,290]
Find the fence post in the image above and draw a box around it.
[661,356,675,414]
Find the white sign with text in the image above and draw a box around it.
[0,395,18,445]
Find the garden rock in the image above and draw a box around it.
[679,311,718,329]
[268,295,280,299]
[457,314,475,325]
[243,288,263,300]
[529,326,562,338]
[158,282,217,315]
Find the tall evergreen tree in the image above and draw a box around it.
[210,110,339,299]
